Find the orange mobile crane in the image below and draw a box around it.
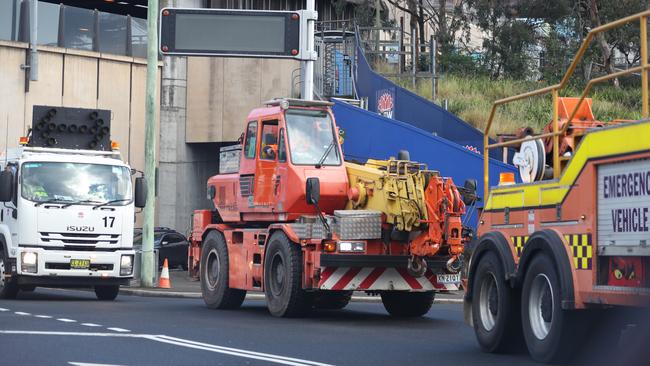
[465,11,650,364]
[189,98,476,317]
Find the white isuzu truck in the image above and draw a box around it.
[0,106,146,300]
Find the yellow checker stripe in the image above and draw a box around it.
[565,234,592,270]
[486,121,650,210]
[510,236,529,257]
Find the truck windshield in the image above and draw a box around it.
[20,162,132,205]
[284,109,341,166]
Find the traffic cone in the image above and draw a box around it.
[158,258,171,289]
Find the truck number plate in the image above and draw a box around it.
[70,259,90,269]
[436,273,460,284]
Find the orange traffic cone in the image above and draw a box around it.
[158,258,171,289]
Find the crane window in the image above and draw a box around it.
[244,121,258,159]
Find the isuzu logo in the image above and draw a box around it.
[66,225,95,232]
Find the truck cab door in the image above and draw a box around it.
[253,120,279,210]
[0,163,19,248]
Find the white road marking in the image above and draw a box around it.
[81,323,102,327]
[0,307,9,312]
[35,315,53,319]
[0,330,334,366]
[106,327,130,333]
[69,362,125,366]
[14,312,31,316]
[57,318,77,323]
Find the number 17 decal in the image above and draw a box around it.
[102,216,115,228]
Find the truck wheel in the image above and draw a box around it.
[380,291,435,317]
[522,254,583,363]
[264,231,312,317]
[471,251,521,353]
[313,291,352,310]
[0,251,18,299]
[94,285,120,301]
[200,231,246,309]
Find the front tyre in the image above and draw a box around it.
[380,291,435,317]
[522,254,583,363]
[200,231,246,309]
[94,285,119,301]
[264,231,312,317]
[471,251,521,353]
[0,251,18,299]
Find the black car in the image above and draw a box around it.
[133,227,189,270]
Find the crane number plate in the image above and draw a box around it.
[436,273,461,285]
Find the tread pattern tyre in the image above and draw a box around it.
[0,251,18,299]
[522,254,584,363]
[264,231,312,317]
[94,285,119,301]
[313,291,352,310]
[380,291,435,317]
[200,231,246,309]
[471,251,522,353]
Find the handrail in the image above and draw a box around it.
[483,10,650,199]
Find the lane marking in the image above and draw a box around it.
[106,327,130,333]
[57,318,77,323]
[153,335,333,366]
[35,315,53,319]
[14,312,31,316]
[69,362,125,366]
[0,330,334,366]
[81,323,102,327]
[0,307,9,312]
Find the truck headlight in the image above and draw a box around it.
[339,241,365,252]
[21,252,38,273]
[120,255,134,276]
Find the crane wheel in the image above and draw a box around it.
[264,231,312,317]
[200,231,246,309]
[313,291,352,310]
[380,291,435,317]
[0,250,18,299]
[521,254,585,363]
[471,251,522,353]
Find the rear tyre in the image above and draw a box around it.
[200,231,246,309]
[471,251,522,353]
[521,254,584,363]
[264,231,312,317]
[380,291,435,317]
[0,251,18,299]
[313,291,352,310]
[94,285,119,301]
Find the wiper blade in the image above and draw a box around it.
[34,198,72,207]
[315,139,336,168]
[60,200,103,208]
[92,199,131,210]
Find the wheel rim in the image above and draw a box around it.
[269,252,285,297]
[528,273,554,340]
[205,249,220,290]
[478,272,498,331]
[0,257,5,290]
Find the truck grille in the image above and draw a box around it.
[40,232,120,245]
[45,263,114,270]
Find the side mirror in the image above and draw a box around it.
[461,179,478,206]
[305,177,320,205]
[0,171,13,202]
[134,177,147,208]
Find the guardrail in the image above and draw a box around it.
[483,10,650,199]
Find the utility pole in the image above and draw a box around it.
[141,0,159,287]
[27,0,38,81]
[301,0,316,100]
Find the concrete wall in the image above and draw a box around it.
[0,40,160,224]
[185,57,299,142]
